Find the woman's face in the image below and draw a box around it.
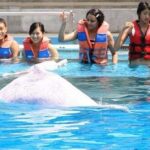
[30,26,44,43]
[139,8,150,24]
[0,22,7,40]
[86,14,99,30]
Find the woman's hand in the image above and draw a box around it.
[59,11,67,23]
[123,22,134,30]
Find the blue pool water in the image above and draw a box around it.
[0,36,150,149]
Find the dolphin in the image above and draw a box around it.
[0,66,98,106]
[0,63,129,111]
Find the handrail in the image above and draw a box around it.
[0,11,74,32]
[0,11,71,16]
[0,2,138,9]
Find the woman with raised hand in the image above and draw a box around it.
[59,9,118,65]
[115,2,150,65]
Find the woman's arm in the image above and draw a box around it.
[107,31,118,64]
[48,43,59,61]
[59,12,78,42]
[11,40,20,63]
[114,22,133,51]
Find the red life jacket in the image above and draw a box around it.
[129,20,150,60]
[0,35,13,58]
[77,19,109,64]
[23,36,51,61]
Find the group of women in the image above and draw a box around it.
[0,20,59,64]
[0,1,149,66]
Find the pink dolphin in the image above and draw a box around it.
[0,66,97,107]
[0,66,129,111]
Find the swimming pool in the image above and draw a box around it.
[0,36,150,149]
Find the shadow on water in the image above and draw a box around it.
[54,61,150,105]
[66,76,150,105]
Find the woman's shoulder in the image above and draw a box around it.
[106,31,113,40]
[43,36,50,42]
[102,21,110,30]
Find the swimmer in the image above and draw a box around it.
[115,1,150,66]
[23,22,59,63]
[0,18,19,63]
[59,9,118,65]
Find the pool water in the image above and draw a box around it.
[0,36,150,149]
[1,101,150,149]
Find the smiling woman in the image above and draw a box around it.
[23,22,59,63]
[59,9,118,65]
[0,18,19,63]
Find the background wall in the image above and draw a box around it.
[0,0,139,33]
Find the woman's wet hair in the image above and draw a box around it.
[86,9,104,27]
[0,18,7,27]
[137,1,150,19]
[29,22,45,35]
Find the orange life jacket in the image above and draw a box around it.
[23,36,51,61]
[0,35,13,58]
[77,19,109,64]
[129,20,150,60]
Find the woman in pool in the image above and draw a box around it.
[23,22,59,63]
[0,18,19,63]
[59,9,118,65]
[115,1,150,65]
